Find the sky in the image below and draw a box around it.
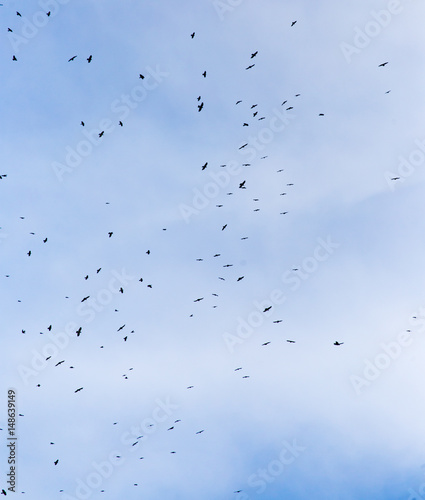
[1,0,425,499]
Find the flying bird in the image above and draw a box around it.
[263,306,272,312]
[202,71,207,78]
[12,55,17,61]
[291,20,297,26]
[246,64,255,70]
[202,162,208,170]
[287,340,296,343]
[87,55,92,63]
[251,51,258,58]
[81,296,90,302]
[68,55,77,62]
[262,342,271,346]
[379,62,388,67]
[98,131,104,138]
[222,224,227,231]
[74,387,83,393]
[54,460,59,465]
[198,102,204,112]
[191,32,195,38]
[334,341,344,346]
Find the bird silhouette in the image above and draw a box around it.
[198,102,204,112]
[202,162,208,170]
[291,20,297,26]
[202,71,207,78]
[251,51,258,58]
[379,62,388,67]
[246,64,255,70]
[334,341,344,346]
[74,387,83,393]
[191,32,195,38]
[68,55,77,62]
[87,55,92,63]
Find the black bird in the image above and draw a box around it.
[167,426,174,431]
[243,123,249,127]
[98,131,104,138]
[379,62,388,67]
[222,224,227,231]
[262,342,271,346]
[246,64,255,70]
[17,11,21,16]
[239,143,248,149]
[194,298,204,302]
[108,232,113,237]
[46,11,51,16]
[54,460,59,465]
[48,325,52,331]
[139,74,144,79]
[213,254,220,257]
[251,51,258,58]
[291,20,297,26]
[68,55,77,62]
[319,113,324,116]
[76,327,82,336]
[1,489,6,495]
[97,268,101,273]
[43,237,48,243]
[263,306,272,312]
[253,111,258,117]
[197,96,201,101]
[239,180,246,188]
[196,430,204,434]
[334,341,344,346]
[202,71,207,77]
[55,360,65,366]
[236,100,242,105]
[202,162,208,170]
[117,325,125,332]
[81,296,90,302]
[87,55,92,63]
[27,250,31,256]
[198,102,204,112]
[251,104,258,109]
[8,28,12,32]
[287,340,296,344]
[234,367,242,371]
[191,32,195,38]
[237,276,244,281]
[391,177,400,181]
[74,387,83,393]
[12,55,17,61]
[187,386,194,389]
[146,249,150,254]
[273,320,282,323]
[81,121,85,126]
[84,275,89,280]
[119,287,123,293]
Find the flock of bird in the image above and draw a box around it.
[1,5,396,498]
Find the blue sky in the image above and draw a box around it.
[1,0,425,499]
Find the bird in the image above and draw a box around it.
[191,32,195,38]
[263,306,272,312]
[237,276,244,281]
[81,296,90,302]
[197,96,201,101]
[43,238,48,243]
[235,367,242,371]
[16,11,21,16]
[287,340,296,343]
[81,121,85,126]
[239,180,246,188]
[96,268,101,273]
[251,104,258,109]
[87,55,92,63]
[334,341,344,346]
[84,275,89,280]
[167,426,174,431]
[196,430,204,434]
[391,177,400,181]
[8,27,12,32]
[198,102,204,112]
[187,386,194,389]
[202,162,208,170]
[118,120,123,127]
[202,71,207,77]
[12,55,17,61]
[291,20,297,26]
[119,287,123,293]
[194,298,204,302]
[108,232,113,237]
[27,250,31,257]
[146,249,150,254]
[273,320,282,323]
[117,325,125,331]
[379,62,388,67]
[239,143,248,149]
[47,325,52,331]
[262,342,271,346]
[236,100,242,105]
[55,360,65,366]
[243,123,249,127]
[1,489,6,495]
[74,387,83,393]
[98,131,104,138]
[68,55,77,62]
[222,224,227,231]
[246,64,255,70]
[139,74,144,79]
[319,113,324,116]
[76,327,82,336]
[46,11,51,16]
[251,51,258,58]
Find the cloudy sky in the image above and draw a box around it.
[1,0,425,499]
